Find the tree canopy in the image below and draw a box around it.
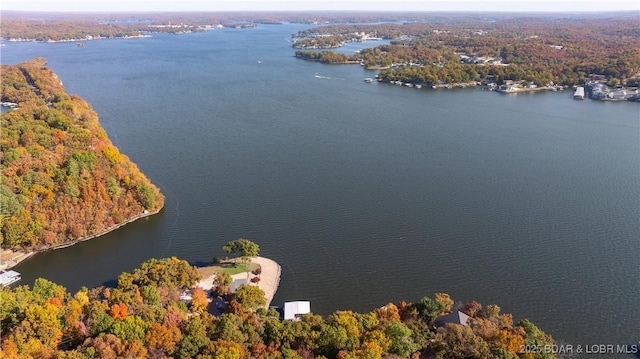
[0,256,555,358]
[295,17,640,86]
[0,59,164,250]
[222,238,260,264]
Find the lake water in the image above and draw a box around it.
[2,24,639,353]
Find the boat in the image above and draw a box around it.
[415,84,422,89]
[574,86,585,100]
[0,270,21,287]
[364,78,374,83]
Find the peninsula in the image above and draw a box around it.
[293,14,640,99]
[0,58,164,269]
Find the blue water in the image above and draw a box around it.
[2,24,639,352]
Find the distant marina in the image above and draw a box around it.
[368,76,639,102]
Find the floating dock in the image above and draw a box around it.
[0,270,21,287]
[574,86,585,99]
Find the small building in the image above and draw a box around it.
[0,270,21,287]
[435,311,470,328]
[498,84,518,92]
[284,301,311,321]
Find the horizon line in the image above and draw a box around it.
[2,9,639,13]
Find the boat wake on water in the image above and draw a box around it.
[314,73,346,80]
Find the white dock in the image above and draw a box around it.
[0,270,21,287]
[574,86,585,99]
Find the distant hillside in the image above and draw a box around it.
[0,58,164,250]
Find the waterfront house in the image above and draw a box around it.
[435,311,470,327]
[498,84,518,92]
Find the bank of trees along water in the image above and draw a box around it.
[294,16,640,87]
[0,256,555,359]
[0,58,164,250]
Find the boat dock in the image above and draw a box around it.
[0,270,21,287]
[574,86,585,99]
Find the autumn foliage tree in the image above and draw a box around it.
[1,59,164,250]
[232,284,266,311]
[109,303,128,320]
[190,287,209,313]
[222,238,260,265]
[0,256,555,358]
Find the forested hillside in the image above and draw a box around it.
[0,256,555,358]
[0,58,164,250]
[294,16,640,86]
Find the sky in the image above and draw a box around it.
[1,0,639,13]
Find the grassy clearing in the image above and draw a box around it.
[196,260,260,278]
[219,262,251,275]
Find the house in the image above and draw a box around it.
[434,311,470,328]
[284,301,311,321]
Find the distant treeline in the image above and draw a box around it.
[294,16,640,86]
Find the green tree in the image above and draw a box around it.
[384,322,419,357]
[222,238,260,265]
[215,313,248,343]
[517,319,555,359]
[233,284,266,311]
[84,301,115,336]
[435,324,492,359]
[414,296,445,324]
[212,271,232,296]
[176,316,210,358]
[109,315,148,342]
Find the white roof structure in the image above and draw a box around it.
[284,301,311,320]
[0,270,21,287]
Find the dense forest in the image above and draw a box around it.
[294,15,640,86]
[0,256,556,359]
[0,58,164,250]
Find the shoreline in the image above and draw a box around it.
[496,86,556,94]
[0,207,162,272]
[4,34,152,43]
[195,256,282,308]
